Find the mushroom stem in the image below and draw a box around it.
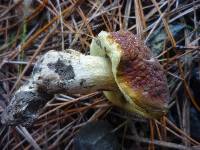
[1,50,117,126]
[34,50,117,94]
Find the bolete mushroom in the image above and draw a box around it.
[1,31,169,126]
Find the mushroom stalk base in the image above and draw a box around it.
[1,50,117,126]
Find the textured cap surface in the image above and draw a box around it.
[90,31,170,118]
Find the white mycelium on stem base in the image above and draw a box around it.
[1,31,170,126]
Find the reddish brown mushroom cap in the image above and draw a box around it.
[91,31,170,118]
[110,31,169,114]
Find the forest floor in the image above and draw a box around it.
[0,0,200,149]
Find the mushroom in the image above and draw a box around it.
[1,31,169,126]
